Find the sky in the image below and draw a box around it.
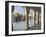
[29,8,33,16]
[14,6,24,15]
[14,6,32,15]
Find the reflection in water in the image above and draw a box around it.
[13,19,34,31]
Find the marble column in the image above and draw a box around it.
[24,7,27,30]
[33,8,39,25]
[33,8,36,25]
[32,9,35,25]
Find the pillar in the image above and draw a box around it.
[24,7,27,30]
[32,9,35,25]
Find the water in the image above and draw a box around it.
[13,19,34,31]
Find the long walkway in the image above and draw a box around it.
[12,19,41,31]
[12,19,34,31]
